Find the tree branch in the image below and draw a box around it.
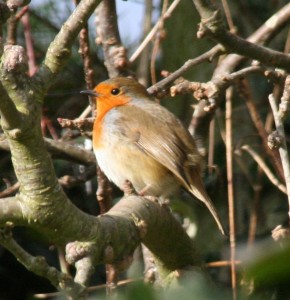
[0,45,28,132]
[0,136,96,166]
[215,2,290,75]
[45,138,96,166]
[130,0,181,63]
[192,1,290,71]
[147,45,223,96]
[269,94,290,221]
[189,2,290,163]
[0,224,85,298]
[95,0,130,78]
[237,145,287,195]
[279,75,290,118]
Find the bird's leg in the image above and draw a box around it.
[138,183,152,196]
[122,179,137,196]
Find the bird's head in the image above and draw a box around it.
[81,77,149,115]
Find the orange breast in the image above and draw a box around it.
[93,117,104,149]
[93,98,131,150]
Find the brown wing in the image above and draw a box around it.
[116,102,199,190]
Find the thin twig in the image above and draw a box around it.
[225,87,237,300]
[279,75,290,119]
[75,0,96,113]
[0,182,20,198]
[208,118,215,174]
[129,0,181,63]
[0,225,84,297]
[193,0,290,71]
[136,0,153,86]
[284,28,290,54]
[220,0,235,32]
[78,105,92,119]
[247,167,262,246]
[269,94,290,222]
[169,65,264,98]
[34,277,143,298]
[147,45,223,95]
[21,9,37,76]
[238,78,284,181]
[206,260,242,268]
[150,0,168,84]
[190,2,290,152]
[239,145,287,194]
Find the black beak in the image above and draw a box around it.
[80,90,98,97]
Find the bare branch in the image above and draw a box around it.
[95,0,130,77]
[169,65,264,98]
[75,0,96,112]
[192,1,290,71]
[238,78,284,180]
[190,2,290,164]
[225,87,237,300]
[238,145,287,195]
[0,182,20,198]
[279,75,290,119]
[45,138,96,166]
[129,0,181,63]
[58,117,94,133]
[21,8,37,76]
[0,136,96,166]
[269,94,290,222]
[147,45,223,96]
[0,224,85,298]
[215,2,290,76]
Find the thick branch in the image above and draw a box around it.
[0,82,21,130]
[0,193,202,296]
[65,194,202,281]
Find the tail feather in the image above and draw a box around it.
[187,169,227,236]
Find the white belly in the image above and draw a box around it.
[94,146,178,197]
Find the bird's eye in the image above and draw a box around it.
[111,88,120,95]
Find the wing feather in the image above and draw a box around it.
[116,101,201,189]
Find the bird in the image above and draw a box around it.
[81,77,226,235]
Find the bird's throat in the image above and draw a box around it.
[93,96,130,148]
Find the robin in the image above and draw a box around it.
[81,77,226,235]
